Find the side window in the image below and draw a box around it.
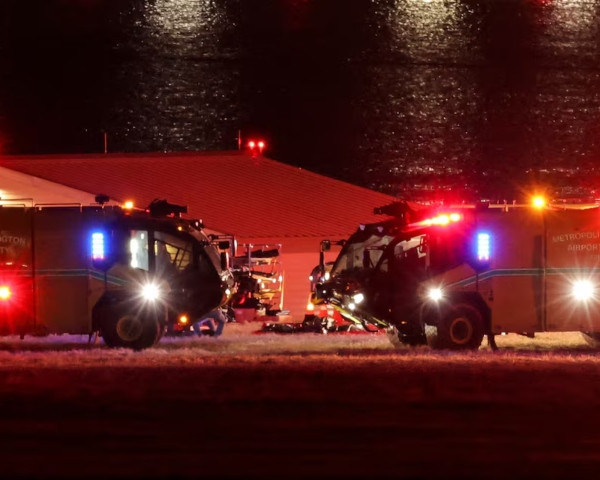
[173,245,192,271]
[153,233,193,272]
[130,230,149,271]
[392,235,427,273]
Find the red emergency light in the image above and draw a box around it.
[412,212,462,227]
[247,139,266,153]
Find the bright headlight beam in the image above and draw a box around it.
[141,283,161,301]
[428,288,443,302]
[0,286,11,301]
[352,293,365,304]
[573,280,594,301]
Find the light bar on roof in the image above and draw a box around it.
[413,213,463,227]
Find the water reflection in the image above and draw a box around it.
[145,0,223,38]
[388,0,481,63]
[113,0,240,151]
[538,0,600,64]
[2,0,600,201]
[361,0,600,201]
[360,0,481,200]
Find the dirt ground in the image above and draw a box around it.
[1,324,599,479]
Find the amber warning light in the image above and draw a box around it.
[532,196,546,209]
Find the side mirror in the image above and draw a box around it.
[320,240,331,252]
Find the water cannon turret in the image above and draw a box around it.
[95,194,110,206]
[147,199,188,217]
[374,201,415,224]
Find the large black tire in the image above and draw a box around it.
[98,303,162,350]
[426,303,484,350]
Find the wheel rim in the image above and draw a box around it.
[449,316,473,345]
[116,314,144,342]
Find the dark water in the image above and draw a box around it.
[1,0,600,201]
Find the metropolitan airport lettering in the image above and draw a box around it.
[552,231,600,252]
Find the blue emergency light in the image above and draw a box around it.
[91,232,106,260]
[477,232,491,262]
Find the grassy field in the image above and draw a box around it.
[0,326,599,479]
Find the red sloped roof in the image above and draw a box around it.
[0,152,397,238]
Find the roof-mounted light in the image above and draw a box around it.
[247,139,266,154]
[413,213,463,227]
[532,196,546,209]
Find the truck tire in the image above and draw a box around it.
[99,304,161,350]
[427,303,484,350]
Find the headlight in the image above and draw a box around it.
[141,283,161,301]
[572,280,595,301]
[428,287,443,302]
[0,285,12,301]
[352,293,364,305]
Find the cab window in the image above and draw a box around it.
[130,230,149,271]
[154,232,193,271]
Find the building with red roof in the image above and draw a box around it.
[0,151,397,320]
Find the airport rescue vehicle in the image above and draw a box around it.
[314,199,600,350]
[0,198,233,350]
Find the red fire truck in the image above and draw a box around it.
[0,199,233,350]
[315,199,600,350]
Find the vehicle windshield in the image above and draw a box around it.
[331,233,394,275]
[382,235,426,273]
[187,229,226,275]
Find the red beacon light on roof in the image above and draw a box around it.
[247,139,266,155]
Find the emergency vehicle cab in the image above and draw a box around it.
[315,200,600,350]
[0,199,233,350]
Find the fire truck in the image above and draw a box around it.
[0,199,233,350]
[314,199,600,350]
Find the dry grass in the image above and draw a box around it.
[0,322,597,368]
[1,324,600,479]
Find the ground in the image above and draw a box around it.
[1,324,599,479]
